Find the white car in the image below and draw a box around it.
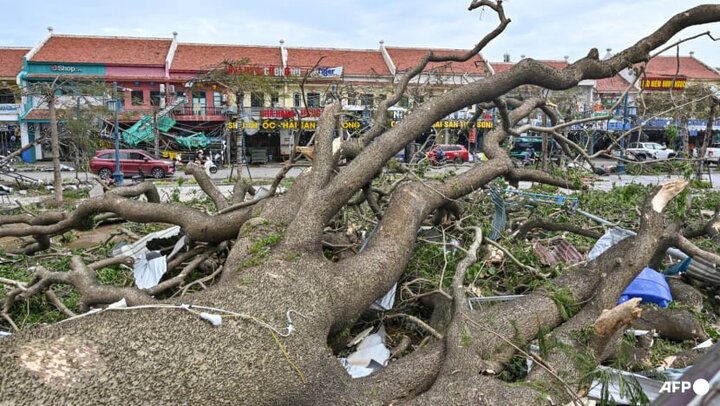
[702,143,720,164]
[625,142,676,161]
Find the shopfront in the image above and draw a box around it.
[0,103,20,155]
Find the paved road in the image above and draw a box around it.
[3,160,719,193]
[4,164,305,183]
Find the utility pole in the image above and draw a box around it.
[153,107,160,157]
[616,93,629,174]
[112,82,123,185]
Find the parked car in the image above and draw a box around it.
[509,136,561,161]
[625,142,676,161]
[701,143,720,165]
[427,144,470,164]
[90,149,175,179]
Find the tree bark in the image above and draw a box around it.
[49,93,63,205]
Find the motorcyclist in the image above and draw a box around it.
[434,147,446,164]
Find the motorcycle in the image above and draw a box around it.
[204,157,218,174]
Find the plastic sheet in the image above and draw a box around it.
[338,326,390,378]
[587,227,635,260]
[133,251,167,289]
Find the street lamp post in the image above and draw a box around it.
[616,94,629,174]
[111,82,124,185]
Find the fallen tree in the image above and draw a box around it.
[2,2,720,404]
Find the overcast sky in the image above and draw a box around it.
[2,0,719,68]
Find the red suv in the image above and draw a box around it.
[90,149,175,179]
[427,144,470,164]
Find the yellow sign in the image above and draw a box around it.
[228,119,491,131]
[227,120,317,131]
[641,77,687,90]
[389,120,493,129]
[162,150,181,160]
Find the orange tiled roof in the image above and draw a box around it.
[23,109,49,120]
[595,75,633,93]
[286,47,390,76]
[490,62,513,74]
[642,56,720,80]
[31,35,172,66]
[0,47,29,78]
[539,60,569,70]
[172,44,282,72]
[386,47,486,74]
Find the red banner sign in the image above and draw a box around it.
[260,108,323,118]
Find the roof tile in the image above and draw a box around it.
[386,47,486,74]
[0,48,29,78]
[31,35,171,66]
[172,44,282,71]
[286,47,390,76]
[643,56,720,80]
[595,75,632,93]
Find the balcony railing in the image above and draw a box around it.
[175,106,226,116]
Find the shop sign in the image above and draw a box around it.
[227,120,317,131]
[50,64,82,73]
[341,120,362,129]
[226,65,343,78]
[389,119,492,129]
[27,63,105,76]
[314,66,343,78]
[642,76,687,91]
[260,108,323,118]
[227,65,304,77]
[0,104,18,112]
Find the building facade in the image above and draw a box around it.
[10,31,720,162]
[0,47,29,156]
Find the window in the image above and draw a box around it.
[293,92,301,108]
[0,88,14,104]
[347,91,357,106]
[98,153,113,160]
[307,92,321,108]
[271,92,280,107]
[150,91,162,107]
[213,91,222,107]
[398,96,409,108]
[131,91,144,106]
[360,94,374,108]
[192,91,207,115]
[129,152,146,160]
[251,92,264,108]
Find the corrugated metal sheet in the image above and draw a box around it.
[533,238,584,266]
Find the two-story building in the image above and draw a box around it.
[0,47,29,155]
[18,29,176,161]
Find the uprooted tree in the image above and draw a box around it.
[2,2,720,404]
